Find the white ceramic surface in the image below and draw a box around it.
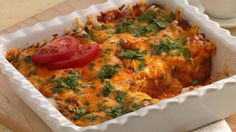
[209,16,236,29]
[199,0,236,19]
[187,0,204,13]
[0,0,236,132]
[194,120,231,132]
[188,0,236,28]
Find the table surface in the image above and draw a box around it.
[0,0,236,131]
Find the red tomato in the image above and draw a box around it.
[32,35,78,64]
[47,43,99,70]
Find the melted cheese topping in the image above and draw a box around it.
[6,2,215,126]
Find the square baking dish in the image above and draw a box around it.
[1,0,236,131]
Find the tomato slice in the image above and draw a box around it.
[32,35,78,64]
[47,42,99,70]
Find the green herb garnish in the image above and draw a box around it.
[87,29,97,42]
[131,104,142,111]
[101,81,113,97]
[191,79,199,85]
[89,63,95,71]
[113,11,171,37]
[104,48,111,55]
[150,38,191,62]
[116,90,127,103]
[23,55,32,64]
[107,105,130,118]
[50,76,79,93]
[63,76,78,89]
[151,42,171,55]
[74,108,86,116]
[26,71,37,77]
[138,11,157,21]
[98,64,120,79]
[181,48,191,62]
[52,87,61,93]
[138,60,146,71]
[68,70,81,79]
[120,50,146,60]
[87,114,97,122]
[104,58,110,63]
[71,115,79,121]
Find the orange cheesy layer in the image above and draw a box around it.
[6,3,215,126]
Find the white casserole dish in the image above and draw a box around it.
[1,0,236,131]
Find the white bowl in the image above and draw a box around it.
[1,0,236,131]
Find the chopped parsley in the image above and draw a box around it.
[131,104,142,111]
[87,29,97,42]
[113,11,172,37]
[63,76,78,89]
[87,114,97,122]
[68,70,81,79]
[158,10,176,22]
[115,22,146,37]
[137,11,157,21]
[50,76,79,93]
[116,90,127,103]
[150,38,191,62]
[74,108,86,116]
[138,60,146,71]
[23,55,32,64]
[98,64,120,79]
[103,58,110,63]
[174,38,188,46]
[181,48,191,62]
[120,50,146,60]
[104,48,111,55]
[152,19,167,29]
[107,105,130,118]
[26,71,37,77]
[54,79,70,89]
[71,115,79,121]
[88,63,95,71]
[191,79,199,85]
[101,81,113,97]
[138,11,168,30]
[52,87,61,93]
[151,42,170,55]
[104,103,143,118]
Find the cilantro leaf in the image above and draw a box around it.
[101,81,113,97]
[191,79,199,85]
[74,108,86,116]
[89,63,95,71]
[104,48,111,55]
[98,64,120,79]
[107,105,130,118]
[87,114,97,122]
[138,60,146,71]
[150,38,191,62]
[23,55,32,64]
[120,50,146,60]
[131,104,142,111]
[116,90,127,103]
[63,76,78,89]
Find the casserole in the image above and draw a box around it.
[0,0,236,129]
